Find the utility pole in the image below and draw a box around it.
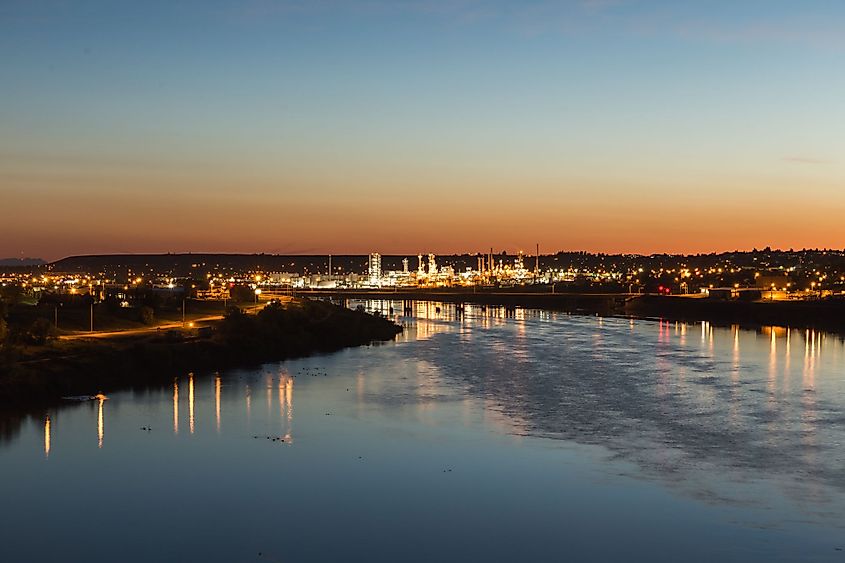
[90,302,94,332]
[182,298,186,325]
[55,305,59,329]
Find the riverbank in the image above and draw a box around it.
[301,289,845,334]
[624,295,845,334]
[0,298,402,405]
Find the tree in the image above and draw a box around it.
[26,318,54,345]
[0,300,8,344]
[229,285,256,303]
[140,290,163,311]
[139,306,155,325]
[0,285,24,305]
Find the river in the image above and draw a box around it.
[2,301,844,562]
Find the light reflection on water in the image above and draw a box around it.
[43,415,50,458]
[96,395,104,448]
[188,373,195,434]
[215,374,221,433]
[3,302,845,562]
[172,378,178,434]
[363,301,845,521]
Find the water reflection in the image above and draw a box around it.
[173,379,179,434]
[189,373,195,434]
[215,375,222,433]
[350,299,563,345]
[9,365,305,465]
[279,373,294,443]
[44,415,50,458]
[5,302,845,540]
[389,308,845,522]
[0,411,26,446]
[96,396,104,449]
[49,307,845,512]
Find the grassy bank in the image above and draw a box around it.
[0,298,402,405]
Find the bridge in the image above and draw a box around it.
[293,288,639,315]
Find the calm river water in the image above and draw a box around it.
[2,301,845,562]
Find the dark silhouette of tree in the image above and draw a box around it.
[229,285,256,303]
[138,306,155,325]
[0,285,24,305]
[25,318,54,345]
[0,300,9,345]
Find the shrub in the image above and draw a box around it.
[139,306,155,325]
[26,318,55,345]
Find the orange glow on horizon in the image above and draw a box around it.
[4,175,845,261]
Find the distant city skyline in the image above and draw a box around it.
[11,245,845,267]
[2,1,844,260]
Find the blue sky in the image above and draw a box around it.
[2,1,844,258]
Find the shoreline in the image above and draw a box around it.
[0,298,402,406]
[624,295,845,335]
[4,292,844,407]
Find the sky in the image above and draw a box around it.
[1,0,844,261]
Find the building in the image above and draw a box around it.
[368,253,382,286]
[755,273,790,291]
[195,287,230,300]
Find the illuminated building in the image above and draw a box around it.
[368,253,382,286]
[428,253,437,276]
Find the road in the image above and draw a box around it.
[58,303,268,341]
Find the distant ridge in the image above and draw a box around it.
[0,257,45,267]
[48,252,477,276]
[44,249,845,278]
[49,253,371,276]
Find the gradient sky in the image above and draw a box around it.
[2,0,844,260]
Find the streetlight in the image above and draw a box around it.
[254,288,262,304]
[87,283,94,332]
